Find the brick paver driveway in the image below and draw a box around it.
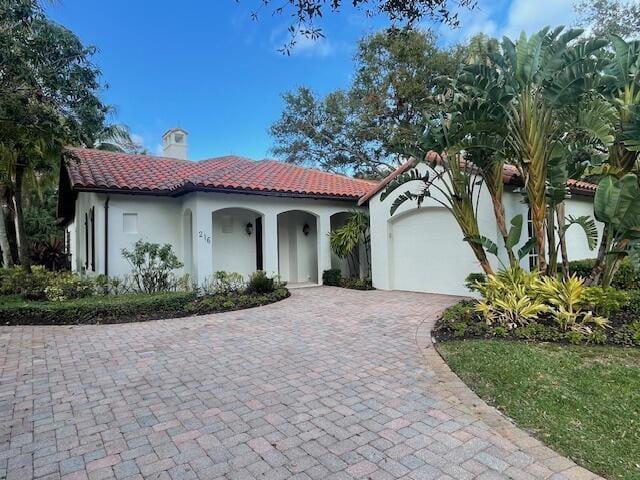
[1,287,599,480]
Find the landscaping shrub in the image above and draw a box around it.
[464,272,486,292]
[322,269,374,290]
[568,258,640,290]
[121,240,183,293]
[322,269,342,286]
[29,239,69,271]
[246,270,276,294]
[44,272,95,301]
[0,291,197,325]
[474,266,620,334]
[434,293,640,347]
[0,286,291,325]
[201,271,246,295]
[185,288,290,315]
[339,277,374,290]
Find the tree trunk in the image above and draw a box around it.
[467,241,494,276]
[13,163,30,272]
[546,206,558,276]
[490,193,517,266]
[530,201,547,273]
[587,223,612,286]
[556,203,569,280]
[0,186,13,268]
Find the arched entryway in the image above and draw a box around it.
[277,210,318,285]
[212,208,264,280]
[182,209,194,277]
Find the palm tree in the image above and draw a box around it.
[455,27,609,273]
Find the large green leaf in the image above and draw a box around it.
[594,173,640,226]
[506,214,523,250]
[563,215,598,250]
[380,166,425,202]
[465,235,499,256]
[389,190,427,216]
[517,237,536,260]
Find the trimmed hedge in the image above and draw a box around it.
[0,288,290,326]
[186,288,289,315]
[321,269,374,291]
[569,258,640,290]
[434,294,640,347]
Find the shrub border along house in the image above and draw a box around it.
[434,299,640,347]
[322,269,374,290]
[0,288,290,326]
[0,247,290,325]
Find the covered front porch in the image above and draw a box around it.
[181,192,362,287]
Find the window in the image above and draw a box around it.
[84,212,89,270]
[527,208,538,270]
[123,213,138,234]
[174,133,184,144]
[90,207,96,271]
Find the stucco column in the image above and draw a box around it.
[318,213,332,284]
[194,201,213,285]
[263,213,279,277]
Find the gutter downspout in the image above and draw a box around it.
[104,196,110,277]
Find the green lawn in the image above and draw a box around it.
[438,340,640,480]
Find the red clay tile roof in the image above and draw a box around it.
[359,156,597,205]
[64,148,377,200]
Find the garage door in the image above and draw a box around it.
[389,208,480,296]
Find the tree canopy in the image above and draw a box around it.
[0,0,112,269]
[270,29,464,177]
[239,0,475,53]
[574,0,640,39]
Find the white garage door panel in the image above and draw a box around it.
[390,209,479,296]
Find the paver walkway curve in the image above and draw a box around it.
[0,287,601,480]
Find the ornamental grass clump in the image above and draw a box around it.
[474,266,624,334]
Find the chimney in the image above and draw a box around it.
[162,128,188,160]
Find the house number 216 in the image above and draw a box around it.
[199,231,211,244]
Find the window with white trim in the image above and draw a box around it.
[123,213,138,234]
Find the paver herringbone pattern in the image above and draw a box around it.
[0,287,600,479]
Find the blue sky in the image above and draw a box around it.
[46,0,578,160]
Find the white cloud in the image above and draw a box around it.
[437,6,498,44]
[292,34,334,57]
[502,0,577,39]
[437,0,578,44]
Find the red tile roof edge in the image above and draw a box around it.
[63,148,377,201]
[358,154,597,205]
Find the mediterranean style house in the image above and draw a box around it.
[57,128,601,296]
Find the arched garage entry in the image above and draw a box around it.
[388,207,479,296]
[212,208,263,280]
[278,210,318,285]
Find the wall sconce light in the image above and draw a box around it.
[302,223,310,236]
[245,222,253,236]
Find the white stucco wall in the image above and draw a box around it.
[369,164,501,296]
[212,208,260,280]
[72,191,360,286]
[278,211,318,283]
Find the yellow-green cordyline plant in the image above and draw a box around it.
[475,265,610,333]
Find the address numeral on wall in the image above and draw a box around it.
[198,230,211,244]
